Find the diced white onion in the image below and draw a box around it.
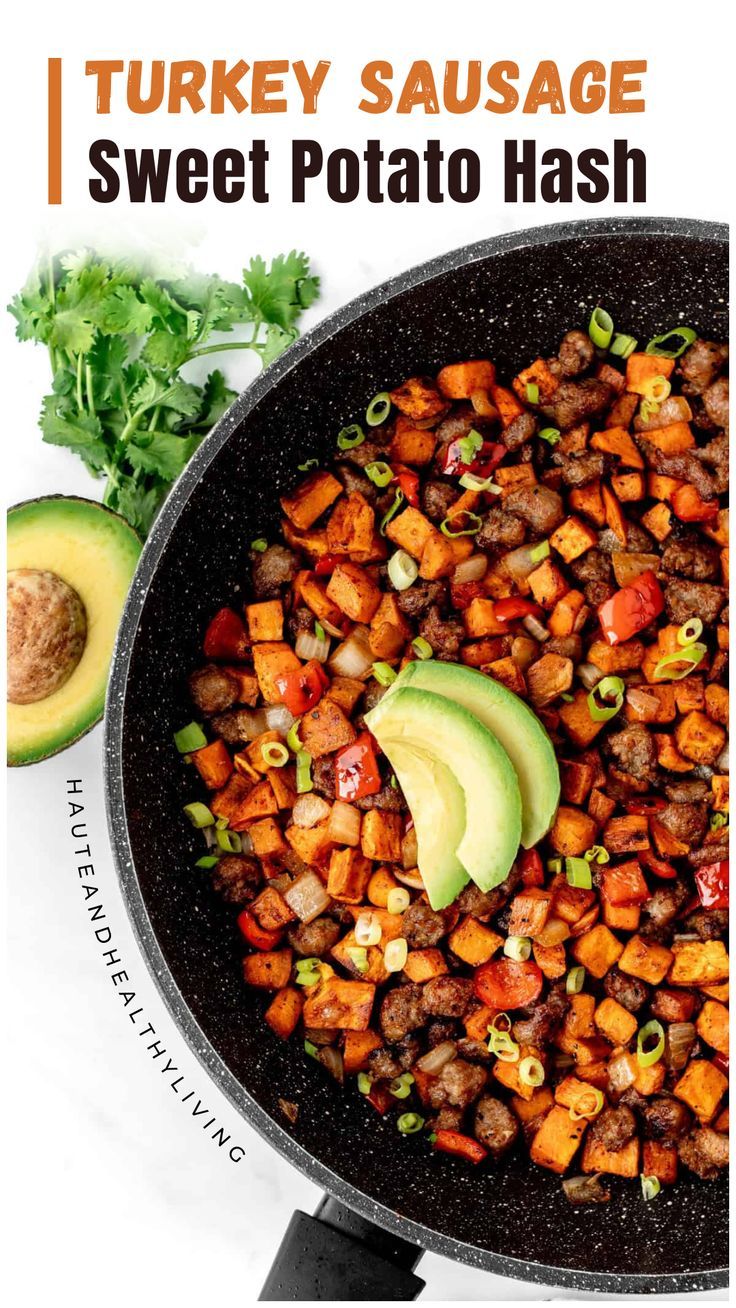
[228,708,268,740]
[504,543,545,582]
[317,1045,344,1084]
[522,614,550,643]
[394,867,424,890]
[387,549,419,592]
[625,686,660,718]
[295,629,331,663]
[416,1040,457,1074]
[326,800,361,846]
[578,661,606,691]
[452,554,488,585]
[328,625,373,679]
[535,917,570,947]
[292,793,331,828]
[263,704,296,735]
[401,826,418,870]
[666,1022,696,1071]
[716,744,729,773]
[384,937,409,973]
[511,636,538,671]
[283,870,330,924]
[387,887,411,915]
[355,912,382,946]
[634,394,692,431]
[607,1052,636,1097]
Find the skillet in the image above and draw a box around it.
[105,217,728,1298]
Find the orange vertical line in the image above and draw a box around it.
[48,58,62,204]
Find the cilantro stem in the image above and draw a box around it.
[185,340,259,362]
[85,363,96,418]
[147,405,161,432]
[75,353,85,413]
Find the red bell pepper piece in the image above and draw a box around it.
[713,1052,729,1078]
[695,860,729,911]
[314,553,348,576]
[237,909,283,951]
[519,848,545,887]
[274,659,329,715]
[335,732,382,801]
[601,862,650,906]
[625,796,666,816]
[433,1130,488,1165]
[597,570,664,646]
[641,849,677,880]
[494,596,544,624]
[473,958,543,1010]
[671,484,720,524]
[203,606,249,660]
[392,465,420,508]
[442,438,505,479]
[366,1083,393,1114]
[450,580,487,610]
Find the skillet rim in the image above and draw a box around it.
[105,216,728,1294]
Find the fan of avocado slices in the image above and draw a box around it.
[365,661,560,908]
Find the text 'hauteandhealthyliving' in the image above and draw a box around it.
[66,778,245,1163]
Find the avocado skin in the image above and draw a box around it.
[366,685,522,895]
[7,497,142,766]
[394,660,560,848]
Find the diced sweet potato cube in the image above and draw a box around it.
[641,501,673,542]
[550,806,598,857]
[560,690,606,748]
[674,1060,728,1123]
[327,847,372,903]
[696,1000,729,1056]
[711,775,729,813]
[326,676,366,715]
[559,759,595,807]
[588,787,616,825]
[645,422,695,455]
[674,677,705,714]
[618,934,673,985]
[511,1087,555,1124]
[449,916,503,966]
[582,1134,640,1178]
[634,1060,666,1097]
[602,901,641,932]
[642,1140,678,1185]
[386,508,436,565]
[230,778,279,830]
[493,1044,545,1101]
[489,383,525,427]
[459,638,506,668]
[602,815,650,854]
[569,480,606,526]
[302,977,376,1031]
[549,589,586,638]
[252,885,297,932]
[484,657,527,695]
[528,559,570,609]
[704,683,729,726]
[326,562,382,623]
[463,597,508,638]
[550,516,598,563]
[513,357,560,405]
[587,639,645,675]
[674,711,727,766]
[564,994,596,1040]
[366,865,397,906]
[285,818,334,867]
[555,1075,603,1110]
[668,940,729,987]
[526,653,574,708]
[281,471,343,530]
[625,353,675,394]
[494,464,537,495]
[464,1003,497,1042]
[246,600,284,643]
[191,739,233,790]
[250,817,289,859]
[650,816,688,860]
[625,684,676,722]
[530,1104,587,1174]
[602,484,627,546]
[253,641,301,704]
[243,949,293,990]
[331,930,388,984]
[403,948,449,983]
[268,765,296,810]
[343,1029,383,1074]
[326,493,375,557]
[532,940,567,979]
[437,359,496,398]
[360,810,402,862]
[571,925,623,979]
[654,734,694,773]
[300,697,356,759]
[611,472,645,502]
[590,426,644,469]
[507,888,553,939]
[264,986,303,1039]
[389,375,447,422]
[389,419,436,466]
[594,997,637,1045]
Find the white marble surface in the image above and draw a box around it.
[4,1,730,1299]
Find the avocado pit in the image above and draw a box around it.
[7,568,87,704]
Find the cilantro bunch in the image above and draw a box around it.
[9,249,320,535]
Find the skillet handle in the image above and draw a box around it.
[258,1194,426,1301]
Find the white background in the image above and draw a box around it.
[3,2,730,1303]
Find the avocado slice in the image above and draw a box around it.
[366,686,522,896]
[391,660,560,848]
[379,741,469,910]
[7,497,141,766]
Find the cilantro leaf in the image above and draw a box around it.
[127,431,201,480]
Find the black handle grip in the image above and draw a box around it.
[259,1195,426,1301]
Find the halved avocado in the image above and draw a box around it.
[391,660,560,848]
[366,686,522,895]
[7,497,141,766]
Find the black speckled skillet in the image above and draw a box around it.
[106,218,728,1299]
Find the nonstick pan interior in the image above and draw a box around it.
[106,218,728,1294]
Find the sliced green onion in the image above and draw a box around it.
[529,540,550,564]
[641,1174,661,1201]
[427,1132,437,1144]
[640,398,660,423]
[538,427,561,446]
[314,621,326,643]
[504,936,532,962]
[296,957,321,973]
[397,1112,424,1135]
[440,511,483,538]
[710,812,728,832]
[366,392,392,426]
[652,643,706,682]
[678,618,703,646]
[380,490,405,535]
[560,693,574,703]
[584,845,610,865]
[459,472,499,493]
[295,968,320,987]
[411,636,433,661]
[589,307,614,350]
[489,1012,512,1034]
[637,1019,665,1068]
[387,547,418,590]
[610,333,637,359]
[566,966,586,994]
[387,887,411,915]
[355,912,382,947]
[384,937,408,973]
[183,801,215,828]
[566,857,592,889]
[645,327,696,359]
[174,721,207,753]
[526,382,539,405]
[372,662,397,686]
[286,720,302,753]
[389,774,399,789]
[357,1072,373,1095]
[587,675,625,722]
[296,749,313,794]
[547,858,563,874]
[346,946,370,975]
[488,1028,520,1062]
[519,1056,545,1088]
[216,828,242,854]
[195,855,219,869]
[297,458,318,472]
[215,817,229,830]
[457,429,484,464]
[262,741,289,768]
[304,1039,319,1058]
[337,424,365,450]
[250,537,268,552]
[640,374,672,403]
[569,1088,604,1121]
[390,1072,415,1100]
[365,460,394,488]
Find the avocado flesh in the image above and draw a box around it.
[366,686,522,895]
[375,740,468,910]
[7,497,141,766]
[392,660,560,848]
